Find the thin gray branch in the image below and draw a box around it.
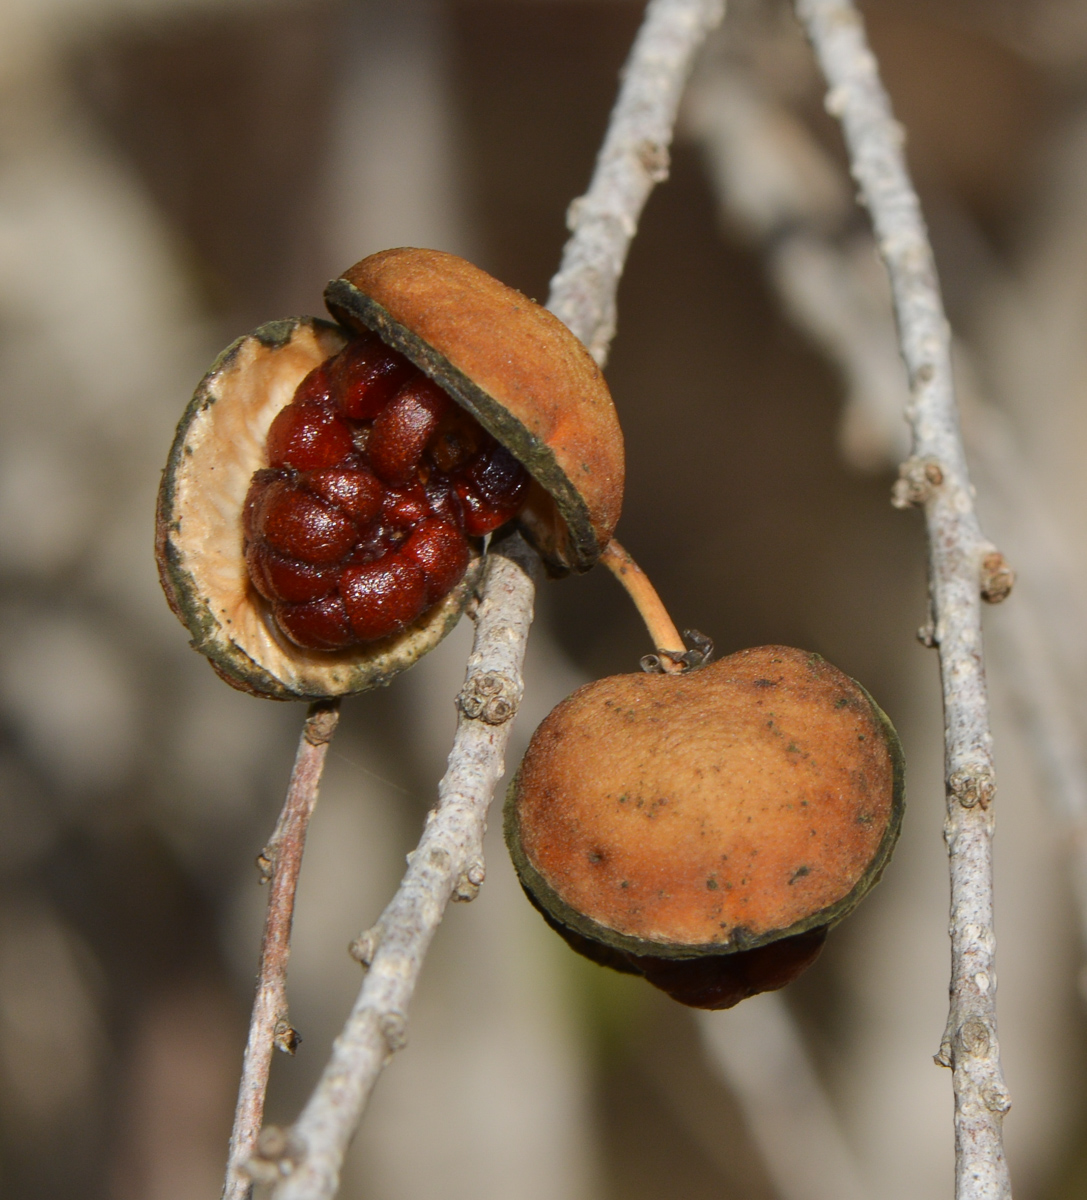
[689,47,1087,995]
[223,699,341,1200]
[793,4,1013,1195]
[257,6,726,1195]
[550,0,726,360]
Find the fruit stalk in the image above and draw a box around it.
[796,2,1013,1196]
[223,699,340,1200]
[599,539,686,671]
[263,2,724,1196]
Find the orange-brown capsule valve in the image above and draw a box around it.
[325,248,624,575]
[505,645,904,1009]
[156,250,625,700]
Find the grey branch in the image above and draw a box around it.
[224,699,341,1200]
[794,3,1013,1195]
[550,0,726,360]
[258,3,725,1196]
[693,30,1087,1191]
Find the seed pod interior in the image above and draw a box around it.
[157,317,483,700]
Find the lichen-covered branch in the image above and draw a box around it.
[223,699,341,1200]
[794,2,1013,1196]
[256,3,725,1196]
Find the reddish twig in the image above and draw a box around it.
[222,698,341,1200]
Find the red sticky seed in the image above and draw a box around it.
[331,333,416,420]
[273,594,354,651]
[258,486,357,565]
[401,519,472,604]
[381,483,430,531]
[244,334,531,649]
[340,557,428,641]
[266,402,354,471]
[368,378,451,485]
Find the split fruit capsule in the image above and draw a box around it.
[156,248,624,700]
[505,646,904,1009]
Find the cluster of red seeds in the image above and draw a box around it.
[243,333,530,649]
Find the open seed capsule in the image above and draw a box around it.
[156,249,624,700]
[505,645,904,1008]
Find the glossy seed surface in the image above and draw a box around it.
[244,331,530,649]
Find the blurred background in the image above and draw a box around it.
[2,0,1087,1197]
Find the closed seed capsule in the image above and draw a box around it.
[505,646,904,1009]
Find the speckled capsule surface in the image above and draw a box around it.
[506,645,904,1008]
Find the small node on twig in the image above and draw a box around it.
[303,701,341,746]
[957,1016,992,1057]
[565,194,587,233]
[452,858,486,902]
[255,848,274,884]
[257,1125,291,1160]
[637,138,671,182]
[916,622,936,648]
[980,550,1015,604]
[244,1124,305,1184]
[349,926,381,968]
[379,1010,408,1054]
[273,1019,301,1055]
[244,1156,284,1187]
[459,670,520,724]
[948,767,995,811]
[890,455,944,509]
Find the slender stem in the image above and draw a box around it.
[600,539,686,670]
[549,0,726,365]
[795,3,1013,1197]
[222,698,341,1200]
